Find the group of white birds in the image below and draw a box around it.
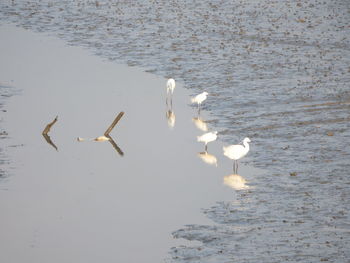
[166,78,251,172]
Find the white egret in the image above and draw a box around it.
[223,137,251,173]
[77,136,110,142]
[191,92,208,111]
[166,78,176,95]
[94,136,110,141]
[197,131,218,150]
[198,151,218,166]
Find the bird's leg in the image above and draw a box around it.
[205,144,208,151]
[236,161,239,174]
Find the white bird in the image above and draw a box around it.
[166,78,176,95]
[197,131,218,150]
[191,92,208,111]
[94,136,110,142]
[223,137,251,173]
[77,136,110,142]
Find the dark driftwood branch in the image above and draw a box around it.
[42,116,58,135]
[104,112,124,136]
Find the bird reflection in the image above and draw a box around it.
[42,133,58,151]
[223,174,249,190]
[166,109,176,129]
[77,134,124,156]
[192,117,208,132]
[197,151,218,166]
[165,98,176,129]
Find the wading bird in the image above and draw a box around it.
[166,78,175,96]
[77,136,110,142]
[197,131,218,150]
[223,137,251,173]
[191,91,208,112]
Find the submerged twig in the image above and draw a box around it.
[42,116,58,135]
[104,112,124,136]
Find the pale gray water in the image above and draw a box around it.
[0,25,263,263]
[0,0,350,262]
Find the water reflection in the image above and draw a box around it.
[77,134,124,156]
[223,174,249,190]
[165,98,176,129]
[42,133,58,151]
[192,117,208,132]
[105,134,124,156]
[197,151,218,167]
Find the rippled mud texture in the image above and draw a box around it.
[0,84,16,182]
[1,0,349,262]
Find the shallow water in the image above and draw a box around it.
[1,0,350,262]
[0,25,261,263]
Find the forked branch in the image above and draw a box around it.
[104,112,124,136]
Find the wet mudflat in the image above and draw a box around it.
[1,0,350,262]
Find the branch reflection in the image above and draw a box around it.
[42,133,58,151]
[105,134,124,156]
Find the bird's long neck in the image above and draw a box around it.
[243,141,250,151]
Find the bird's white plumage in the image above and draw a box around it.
[223,137,251,160]
[197,131,218,145]
[166,78,176,94]
[191,92,208,105]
